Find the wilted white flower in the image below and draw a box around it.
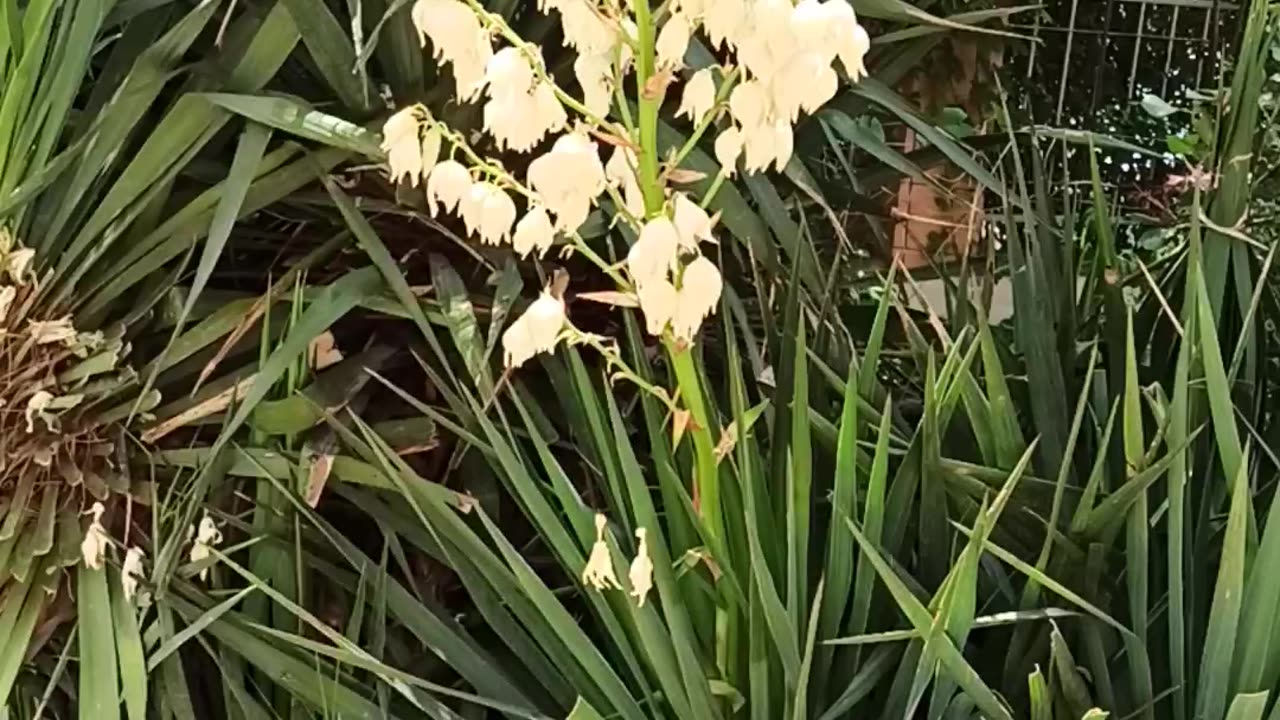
[656,12,692,68]
[582,513,621,590]
[673,193,715,249]
[25,390,53,433]
[714,127,743,175]
[672,255,723,340]
[637,278,678,335]
[512,206,557,257]
[382,106,426,185]
[677,68,716,122]
[629,527,654,606]
[28,317,76,345]
[627,217,681,288]
[81,503,109,570]
[189,514,223,581]
[6,248,34,283]
[527,132,607,231]
[502,290,567,368]
[0,285,15,324]
[122,547,146,602]
[426,160,473,216]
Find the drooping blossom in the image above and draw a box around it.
[502,290,567,368]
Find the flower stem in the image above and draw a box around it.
[632,0,663,216]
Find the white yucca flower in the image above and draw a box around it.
[840,22,871,80]
[502,290,567,368]
[459,182,516,245]
[703,0,746,50]
[512,206,557,258]
[605,146,645,218]
[485,46,536,98]
[728,80,768,129]
[551,0,618,55]
[677,68,716,121]
[629,528,654,607]
[656,12,692,68]
[627,217,680,288]
[574,51,614,116]
[582,513,621,590]
[381,106,426,185]
[527,132,606,232]
[673,192,715,249]
[636,277,678,335]
[410,0,492,101]
[122,547,146,602]
[742,118,794,173]
[80,503,109,570]
[714,126,743,175]
[425,160,473,217]
[484,81,566,151]
[672,255,723,340]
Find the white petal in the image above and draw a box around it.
[637,278,678,335]
[677,68,716,121]
[479,186,516,244]
[656,12,691,68]
[426,160,472,216]
[728,80,767,129]
[672,255,722,339]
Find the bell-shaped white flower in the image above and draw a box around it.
[582,513,621,591]
[672,255,723,340]
[81,503,109,570]
[839,22,871,81]
[678,68,716,121]
[628,217,681,288]
[502,290,567,368]
[485,46,536,98]
[703,0,746,50]
[673,192,715,249]
[512,206,557,257]
[574,51,614,116]
[122,547,146,602]
[714,127,743,175]
[729,80,768,129]
[629,528,654,607]
[527,132,606,232]
[411,0,492,101]
[382,106,425,185]
[426,160,473,216]
[637,277,678,335]
[656,12,692,68]
[742,118,794,173]
[478,185,517,245]
[555,0,618,55]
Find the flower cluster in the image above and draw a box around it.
[626,195,723,340]
[388,0,871,369]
